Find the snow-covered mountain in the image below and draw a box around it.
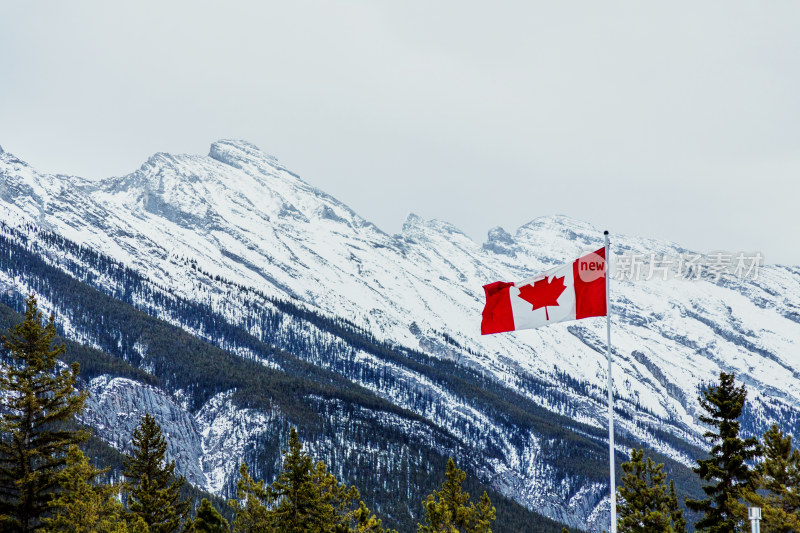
[1,140,799,531]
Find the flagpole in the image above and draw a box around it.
[605,230,617,533]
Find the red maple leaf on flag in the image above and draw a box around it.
[518,276,567,320]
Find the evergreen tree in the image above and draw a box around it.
[0,294,89,532]
[738,424,800,532]
[686,372,760,532]
[317,459,395,533]
[470,491,496,533]
[666,481,686,533]
[228,429,396,533]
[123,413,189,533]
[760,425,800,523]
[228,463,271,533]
[185,498,229,533]
[616,449,685,532]
[312,459,361,531]
[350,500,394,533]
[43,445,148,533]
[417,458,496,533]
[268,427,331,532]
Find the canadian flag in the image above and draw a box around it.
[481,248,607,334]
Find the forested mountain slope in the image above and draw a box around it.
[2,140,797,530]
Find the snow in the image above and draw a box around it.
[2,140,800,531]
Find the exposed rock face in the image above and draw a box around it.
[81,377,286,497]
[482,226,516,257]
[81,376,207,487]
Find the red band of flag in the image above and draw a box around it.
[481,247,606,335]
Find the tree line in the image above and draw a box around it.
[4,293,798,532]
[0,295,496,532]
[604,372,800,532]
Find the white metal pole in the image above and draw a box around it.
[605,230,617,533]
[749,507,761,533]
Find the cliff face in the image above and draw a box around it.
[81,377,276,495]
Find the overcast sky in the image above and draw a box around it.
[1,1,798,263]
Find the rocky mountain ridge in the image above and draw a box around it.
[1,140,798,530]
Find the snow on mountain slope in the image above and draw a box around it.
[2,140,800,528]
[0,246,612,530]
[3,139,799,438]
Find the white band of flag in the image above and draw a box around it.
[481,247,607,334]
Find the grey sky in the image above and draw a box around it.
[2,1,798,263]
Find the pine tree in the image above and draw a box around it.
[666,481,686,533]
[185,498,229,533]
[469,491,496,533]
[228,430,396,533]
[0,294,89,532]
[686,372,760,532]
[760,425,800,518]
[317,461,395,533]
[123,413,189,533]
[351,500,394,533]
[43,444,148,533]
[228,463,271,533]
[738,424,800,532]
[267,427,333,532]
[417,457,496,533]
[312,459,361,531]
[616,449,685,532]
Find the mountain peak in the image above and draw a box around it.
[214,138,262,149]
[483,226,516,256]
[140,151,179,168]
[516,215,602,243]
[208,139,277,170]
[401,213,468,238]
[519,214,594,231]
[0,146,27,167]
